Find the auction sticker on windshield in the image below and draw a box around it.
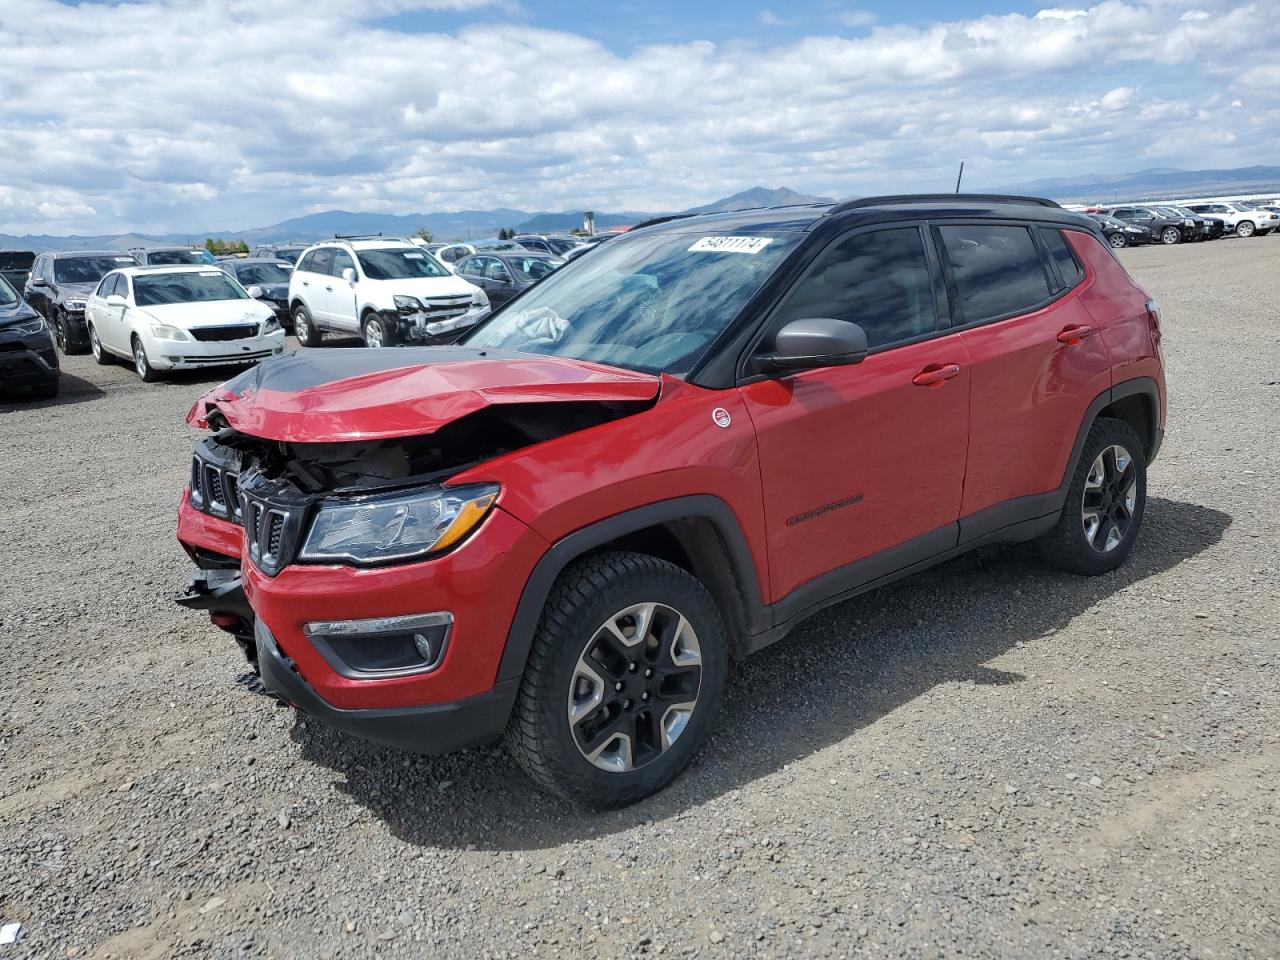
[688,236,774,254]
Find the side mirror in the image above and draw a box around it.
[341,268,356,284]
[757,318,868,373]
[28,276,46,288]
[246,285,265,299]
[105,294,127,307]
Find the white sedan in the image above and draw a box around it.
[85,265,285,381]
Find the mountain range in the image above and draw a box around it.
[5,168,1280,252]
[0,187,829,253]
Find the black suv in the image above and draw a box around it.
[24,251,139,354]
[0,274,59,399]
[0,251,35,296]
[1100,206,1196,245]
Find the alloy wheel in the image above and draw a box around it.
[1108,233,1126,248]
[1161,227,1180,244]
[1082,444,1137,553]
[90,325,102,360]
[1237,221,1254,238]
[364,317,385,348]
[567,602,702,773]
[295,312,310,340]
[134,340,149,378]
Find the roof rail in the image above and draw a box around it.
[629,213,697,231]
[830,193,1062,215]
[333,233,385,240]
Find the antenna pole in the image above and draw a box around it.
[955,161,965,193]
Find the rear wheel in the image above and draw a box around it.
[1108,233,1126,249]
[1236,220,1255,238]
[292,304,321,347]
[1036,417,1146,576]
[89,323,112,365]
[507,552,728,808]
[1160,227,1181,245]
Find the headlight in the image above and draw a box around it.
[262,316,281,334]
[471,288,490,309]
[1125,227,1142,233]
[300,483,499,564]
[394,295,424,313]
[149,323,190,341]
[63,299,87,312]
[11,317,46,336]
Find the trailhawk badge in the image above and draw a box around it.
[712,408,732,429]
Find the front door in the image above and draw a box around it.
[739,225,971,604]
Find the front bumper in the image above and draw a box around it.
[150,329,286,371]
[390,306,489,344]
[256,619,518,754]
[0,334,59,386]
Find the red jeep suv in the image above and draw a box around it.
[177,195,1165,807]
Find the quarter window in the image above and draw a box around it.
[775,227,939,349]
[1039,228,1085,289]
[938,224,1052,324]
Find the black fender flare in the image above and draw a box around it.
[496,495,768,683]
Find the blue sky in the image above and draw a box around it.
[1,0,1277,234]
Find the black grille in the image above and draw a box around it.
[189,324,260,342]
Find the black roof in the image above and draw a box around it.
[629,194,1096,237]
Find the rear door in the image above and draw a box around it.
[739,224,971,603]
[938,222,1112,536]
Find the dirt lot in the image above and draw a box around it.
[1,238,1277,959]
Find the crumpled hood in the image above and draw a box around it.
[56,282,97,299]
[187,347,660,442]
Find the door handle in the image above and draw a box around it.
[912,363,962,387]
[302,280,309,286]
[1056,324,1094,345]
[325,285,333,292]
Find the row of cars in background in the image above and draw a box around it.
[0,231,608,395]
[1086,200,1280,247]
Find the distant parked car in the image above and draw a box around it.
[85,265,285,382]
[24,250,139,354]
[433,240,526,271]
[454,251,562,307]
[0,251,35,296]
[1087,214,1153,248]
[515,234,587,256]
[250,243,309,264]
[1184,202,1278,238]
[218,258,294,329]
[1100,206,1196,245]
[1167,206,1225,240]
[1149,206,1216,242]
[287,238,490,348]
[128,246,217,266]
[0,274,59,399]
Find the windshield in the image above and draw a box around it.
[0,276,17,306]
[357,248,450,280]
[54,256,137,283]
[134,271,249,306]
[235,262,291,285]
[465,230,800,376]
[146,249,207,265]
[508,256,561,283]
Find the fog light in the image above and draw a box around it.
[303,612,452,678]
[412,632,434,661]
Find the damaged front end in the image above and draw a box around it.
[176,349,661,670]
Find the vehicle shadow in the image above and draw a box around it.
[291,496,1230,850]
[0,371,105,411]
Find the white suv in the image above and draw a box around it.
[288,239,490,348]
[1185,202,1279,238]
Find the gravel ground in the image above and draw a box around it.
[1,238,1277,960]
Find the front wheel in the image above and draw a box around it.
[1036,417,1147,576]
[292,304,321,347]
[1236,220,1255,238]
[1108,233,1127,249]
[132,336,162,383]
[507,552,729,808]
[362,313,396,348]
[89,323,112,366]
[1160,227,1181,245]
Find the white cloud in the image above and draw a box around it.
[0,0,1278,234]
[836,9,877,29]
[759,10,787,27]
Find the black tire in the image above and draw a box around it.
[507,551,729,808]
[1160,227,1181,245]
[292,303,321,347]
[1036,417,1147,576]
[1236,220,1255,239]
[1108,233,1126,249]
[131,335,162,383]
[32,378,60,400]
[88,323,113,365]
[362,312,396,348]
[55,310,89,355]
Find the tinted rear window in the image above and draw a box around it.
[1039,228,1085,289]
[938,225,1051,324]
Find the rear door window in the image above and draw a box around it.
[1039,228,1085,290]
[937,224,1052,324]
